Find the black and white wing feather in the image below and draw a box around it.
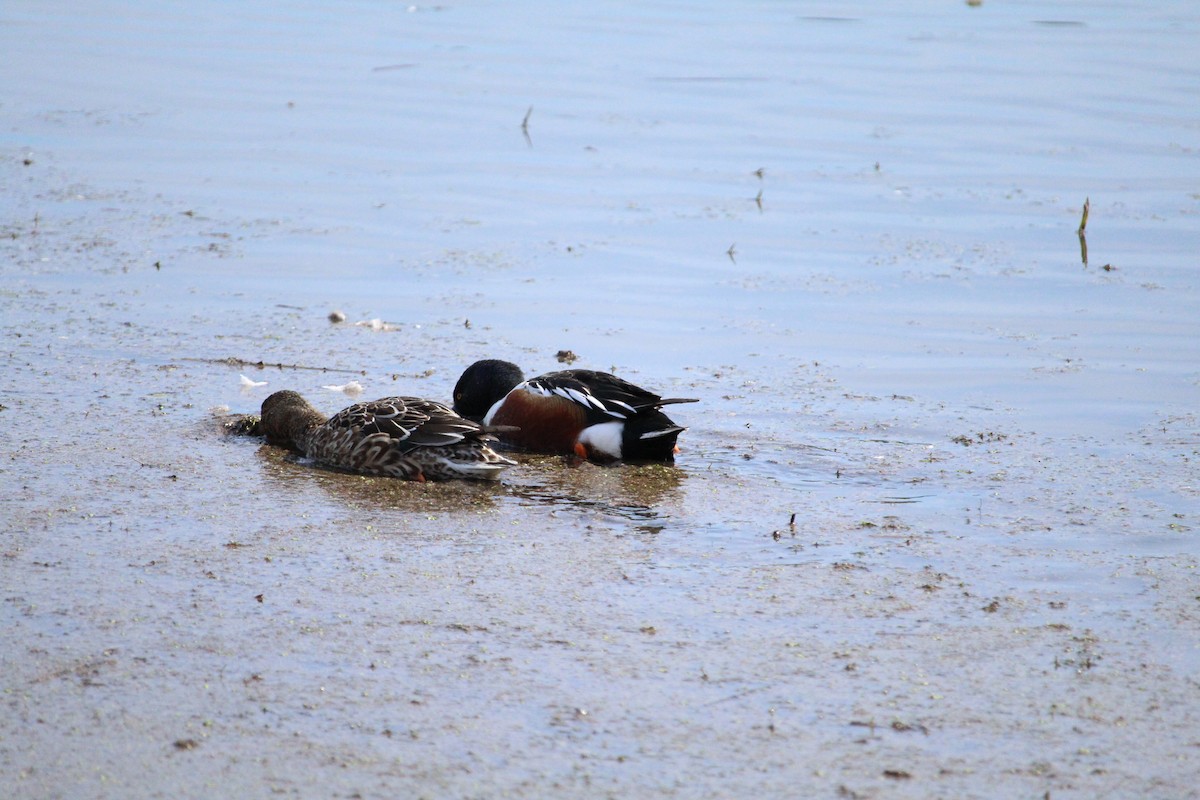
[523,370,696,423]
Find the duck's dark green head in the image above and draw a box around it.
[452,359,525,421]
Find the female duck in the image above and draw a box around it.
[452,359,697,462]
[260,390,514,481]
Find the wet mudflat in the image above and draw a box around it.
[2,1,1198,798]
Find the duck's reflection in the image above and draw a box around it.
[253,442,508,514]
[252,445,684,523]
[501,454,687,524]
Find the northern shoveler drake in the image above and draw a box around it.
[452,359,698,462]
[260,390,515,481]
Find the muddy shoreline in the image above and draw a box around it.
[4,2,1199,797]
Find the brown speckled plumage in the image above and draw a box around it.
[260,390,514,481]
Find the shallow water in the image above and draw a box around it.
[2,1,1198,798]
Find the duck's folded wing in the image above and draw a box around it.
[329,396,487,449]
[529,371,697,418]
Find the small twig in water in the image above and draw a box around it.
[185,356,365,375]
[1077,197,1090,266]
[521,106,533,146]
